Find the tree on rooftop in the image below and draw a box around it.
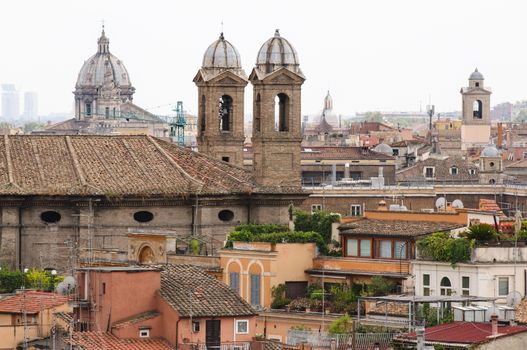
[294,210,340,243]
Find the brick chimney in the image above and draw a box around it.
[491,314,499,336]
[497,123,503,149]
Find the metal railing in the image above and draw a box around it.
[191,342,251,350]
[286,330,398,350]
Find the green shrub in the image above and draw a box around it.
[294,210,340,243]
[0,269,25,293]
[367,276,395,296]
[417,232,471,266]
[464,224,497,241]
[328,313,352,335]
[226,227,328,254]
[271,284,291,309]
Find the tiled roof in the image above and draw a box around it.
[339,218,462,237]
[0,135,289,196]
[301,147,393,160]
[479,199,504,214]
[396,156,478,181]
[160,264,256,318]
[395,322,527,345]
[112,310,160,329]
[0,291,68,314]
[67,332,172,350]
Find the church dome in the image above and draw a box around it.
[481,143,500,157]
[256,29,300,73]
[76,28,132,89]
[202,33,242,69]
[469,68,484,80]
[373,142,393,156]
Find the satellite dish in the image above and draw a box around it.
[435,197,446,209]
[507,291,522,307]
[452,199,464,209]
[56,282,69,295]
[63,276,76,291]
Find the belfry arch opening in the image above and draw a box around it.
[473,100,482,119]
[219,95,233,131]
[274,93,290,132]
[255,93,261,132]
[200,95,206,132]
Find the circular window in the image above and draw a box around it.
[489,162,495,167]
[218,210,234,222]
[133,211,154,223]
[41,211,61,223]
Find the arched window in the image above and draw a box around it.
[473,100,483,119]
[440,277,452,296]
[200,95,206,132]
[219,95,233,131]
[255,93,261,132]
[85,102,92,117]
[274,93,290,132]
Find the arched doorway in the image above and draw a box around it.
[138,245,155,264]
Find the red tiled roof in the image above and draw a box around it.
[479,199,503,214]
[112,310,160,329]
[396,322,527,345]
[0,291,68,314]
[339,218,462,237]
[301,147,393,160]
[67,332,173,350]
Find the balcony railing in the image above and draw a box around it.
[187,342,251,350]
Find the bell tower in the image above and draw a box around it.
[249,30,305,189]
[193,33,248,166]
[460,68,491,151]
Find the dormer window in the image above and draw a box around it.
[424,167,435,179]
[450,166,458,175]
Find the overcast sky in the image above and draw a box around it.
[1,0,526,117]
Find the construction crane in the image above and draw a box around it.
[170,101,186,146]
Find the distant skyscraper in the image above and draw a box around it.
[1,84,20,120]
[23,91,38,121]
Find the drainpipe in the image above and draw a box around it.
[175,318,182,350]
[18,206,23,270]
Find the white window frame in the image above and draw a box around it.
[311,204,322,213]
[139,329,150,338]
[235,319,249,334]
[192,320,200,333]
[450,166,458,175]
[468,169,476,175]
[497,276,509,296]
[424,166,435,179]
[461,276,470,296]
[350,204,362,217]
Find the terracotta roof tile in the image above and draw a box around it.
[395,322,527,345]
[301,147,393,160]
[112,310,160,329]
[0,291,68,314]
[159,264,256,318]
[0,135,295,196]
[67,332,173,350]
[339,218,462,237]
[396,156,479,182]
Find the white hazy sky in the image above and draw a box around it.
[1,0,526,117]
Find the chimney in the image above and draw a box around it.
[416,326,425,350]
[377,200,388,211]
[344,163,350,179]
[497,122,503,149]
[491,314,499,336]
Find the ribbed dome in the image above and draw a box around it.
[256,29,299,73]
[76,29,132,89]
[373,143,393,156]
[202,33,242,69]
[469,68,484,80]
[481,143,500,157]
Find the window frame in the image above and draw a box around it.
[229,272,240,294]
[359,239,371,257]
[192,321,200,333]
[235,319,249,334]
[424,166,435,179]
[423,274,430,296]
[379,240,393,259]
[311,204,322,213]
[139,329,150,338]
[394,241,407,259]
[346,238,358,257]
[462,276,470,296]
[498,277,509,296]
[350,204,362,217]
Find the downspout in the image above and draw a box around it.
[247,199,251,224]
[18,206,23,270]
[175,318,182,350]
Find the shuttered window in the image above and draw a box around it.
[229,272,240,294]
[250,274,261,307]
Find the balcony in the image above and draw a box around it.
[182,342,251,350]
[308,256,410,278]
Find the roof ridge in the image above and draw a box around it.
[146,136,204,192]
